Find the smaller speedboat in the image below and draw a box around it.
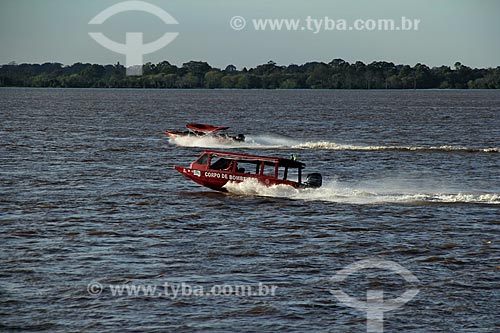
[165,123,245,143]
[174,150,322,192]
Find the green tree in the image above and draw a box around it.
[204,70,224,88]
[177,73,199,88]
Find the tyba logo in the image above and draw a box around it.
[89,1,179,76]
[330,258,420,333]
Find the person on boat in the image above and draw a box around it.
[224,161,235,171]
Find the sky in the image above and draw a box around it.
[0,0,499,69]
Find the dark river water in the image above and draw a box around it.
[1,88,499,332]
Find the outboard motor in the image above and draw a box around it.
[304,173,322,188]
[234,134,245,142]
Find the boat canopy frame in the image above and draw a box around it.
[186,123,230,134]
[194,150,305,183]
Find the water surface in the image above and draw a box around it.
[1,89,499,332]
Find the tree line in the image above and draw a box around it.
[0,59,499,89]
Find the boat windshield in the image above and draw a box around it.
[188,129,205,136]
[210,158,232,170]
[194,153,209,165]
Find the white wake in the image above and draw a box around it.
[223,179,500,205]
[292,141,500,153]
[168,135,500,153]
[169,134,300,149]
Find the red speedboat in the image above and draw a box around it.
[174,150,322,192]
[165,123,245,143]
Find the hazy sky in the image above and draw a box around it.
[0,0,499,69]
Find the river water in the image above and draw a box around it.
[1,88,499,332]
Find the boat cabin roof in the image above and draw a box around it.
[186,123,230,133]
[202,150,305,168]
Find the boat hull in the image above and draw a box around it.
[174,166,298,192]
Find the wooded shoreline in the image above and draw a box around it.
[1,59,499,89]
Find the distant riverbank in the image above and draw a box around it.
[1,59,499,89]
